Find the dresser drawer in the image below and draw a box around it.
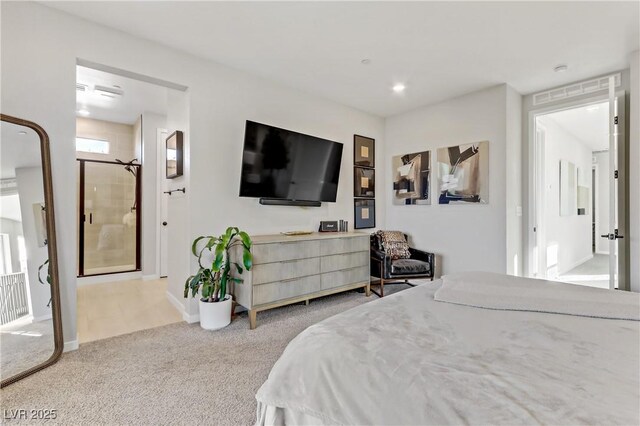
[321,251,368,273]
[319,236,369,256]
[252,240,320,264]
[253,275,321,306]
[321,266,369,290]
[251,257,320,285]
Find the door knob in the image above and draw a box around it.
[601,233,624,240]
[162,221,168,226]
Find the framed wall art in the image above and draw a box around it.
[354,166,375,198]
[354,199,376,229]
[354,135,375,168]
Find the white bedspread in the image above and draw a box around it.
[435,271,640,321]
[256,276,640,425]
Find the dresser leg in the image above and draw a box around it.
[365,282,371,297]
[249,310,257,330]
[305,299,309,306]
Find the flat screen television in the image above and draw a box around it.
[239,121,343,204]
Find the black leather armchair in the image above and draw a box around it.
[370,233,435,297]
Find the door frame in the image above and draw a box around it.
[526,91,627,288]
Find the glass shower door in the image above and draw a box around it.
[78,159,140,276]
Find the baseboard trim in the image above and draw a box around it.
[595,250,610,255]
[64,336,79,352]
[183,311,200,324]
[78,271,142,286]
[166,290,200,324]
[142,274,161,281]
[32,313,52,322]
[166,290,184,312]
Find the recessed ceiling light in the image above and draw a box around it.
[18,131,27,136]
[392,83,406,93]
[78,108,90,116]
[361,59,371,65]
[554,64,568,73]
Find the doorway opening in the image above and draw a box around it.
[75,63,186,343]
[530,85,626,290]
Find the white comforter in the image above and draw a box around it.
[256,273,640,425]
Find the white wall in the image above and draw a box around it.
[630,50,639,292]
[384,84,518,275]
[506,86,523,276]
[15,167,51,321]
[593,151,610,255]
[1,2,385,340]
[141,112,166,279]
[537,118,592,276]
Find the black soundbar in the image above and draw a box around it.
[259,198,321,207]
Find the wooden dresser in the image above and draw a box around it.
[231,232,370,329]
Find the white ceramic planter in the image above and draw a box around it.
[199,295,232,330]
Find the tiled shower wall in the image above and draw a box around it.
[76,118,139,275]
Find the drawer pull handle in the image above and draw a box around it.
[281,277,299,283]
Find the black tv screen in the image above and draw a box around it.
[239,121,343,203]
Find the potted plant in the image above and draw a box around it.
[184,227,252,330]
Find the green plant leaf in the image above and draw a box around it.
[219,274,227,301]
[191,236,209,256]
[184,275,195,298]
[242,249,253,270]
[238,231,252,249]
[212,244,224,271]
[234,262,243,274]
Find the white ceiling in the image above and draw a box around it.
[0,122,42,179]
[77,65,169,124]
[540,101,610,152]
[48,2,639,117]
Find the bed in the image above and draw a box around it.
[256,272,640,425]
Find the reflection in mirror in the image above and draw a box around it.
[0,121,55,382]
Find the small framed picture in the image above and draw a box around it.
[354,135,375,168]
[354,199,376,229]
[354,167,375,198]
[166,130,184,179]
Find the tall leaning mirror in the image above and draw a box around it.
[0,114,63,388]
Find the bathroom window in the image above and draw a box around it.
[76,137,109,154]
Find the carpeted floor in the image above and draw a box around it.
[1,285,412,425]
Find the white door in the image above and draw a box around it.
[601,77,626,290]
[158,128,169,278]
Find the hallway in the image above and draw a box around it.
[77,278,181,344]
[558,254,610,289]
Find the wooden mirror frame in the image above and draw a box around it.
[0,114,63,388]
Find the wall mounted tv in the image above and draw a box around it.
[239,120,344,207]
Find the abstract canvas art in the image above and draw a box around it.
[437,141,489,204]
[392,150,431,205]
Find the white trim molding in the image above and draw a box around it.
[64,335,79,352]
[165,290,199,323]
[532,73,621,106]
[77,271,142,286]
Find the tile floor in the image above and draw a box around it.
[77,278,182,344]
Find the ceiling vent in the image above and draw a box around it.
[533,73,621,106]
[94,85,124,99]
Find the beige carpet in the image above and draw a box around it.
[1,285,411,425]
